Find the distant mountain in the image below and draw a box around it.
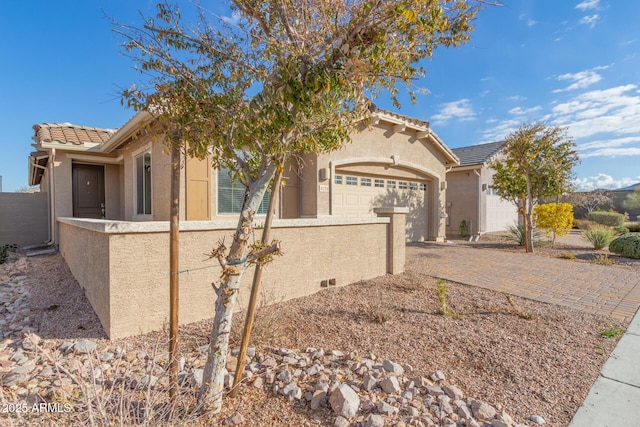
[616,182,640,191]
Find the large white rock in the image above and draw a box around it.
[329,384,360,419]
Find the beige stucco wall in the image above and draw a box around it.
[58,216,400,339]
[445,168,481,235]
[0,192,48,247]
[58,221,111,333]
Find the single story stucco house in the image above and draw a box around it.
[26,108,459,338]
[446,141,519,236]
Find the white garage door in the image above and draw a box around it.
[333,173,429,241]
[485,194,519,232]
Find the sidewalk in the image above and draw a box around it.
[569,307,640,427]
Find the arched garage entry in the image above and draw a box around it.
[330,158,438,242]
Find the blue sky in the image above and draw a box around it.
[1,0,638,192]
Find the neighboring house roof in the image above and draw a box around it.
[451,141,504,168]
[33,123,116,146]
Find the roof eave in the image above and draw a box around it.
[370,111,459,166]
[101,110,153,153]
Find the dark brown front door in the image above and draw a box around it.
[72,164,105,218]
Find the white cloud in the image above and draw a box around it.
[580,148,640,158]
[527,19,537,27]
[574,173,640,191]
[508,106,543,116]
[507,95,527,101]
[553,66,609,92]
[551,84,640,139]
[431,99,476,124]
[221,11,242,25]
[576,0,599,11]
[579,136,640,151]
[579,14,600,28]
[480,118,522,142]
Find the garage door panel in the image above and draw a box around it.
[334,173,428,241]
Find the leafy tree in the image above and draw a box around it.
[622,190,640,212]
[533,202,574,247]
[563,191,612,216]
[116,0,482,412]
[489,122,579,253]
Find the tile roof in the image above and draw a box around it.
[452,141,505,167]
[369,105,430,129]
[33,123,116,145]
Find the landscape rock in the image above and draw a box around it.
[366,413,385,427]
[311,390,327,410]
[225,411,244,425]
[528,415,545,425]
[334,416,349,427]
[329,383,360,419]
[74,340,97,354]
[380,376,401,394]
[471,400,497,421]
[382,359,404,375]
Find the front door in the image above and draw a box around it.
[72,164,105,218]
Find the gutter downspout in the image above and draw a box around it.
[474,169,481,236]
[30,159,52,245]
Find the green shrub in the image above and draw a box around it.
[609,233,640,259]
[614,226,630,235]
[588,211,625,227]
[0,246,8,264]
[459,220,469,238]
[507,223,543,246]
[582,225,617,250]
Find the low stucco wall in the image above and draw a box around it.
[58,216,400,339]
[0,192,48,248]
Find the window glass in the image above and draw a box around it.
[399,181,408,190]
[374,179,384,188]
[335,175,343,185]
[361,177,372,187]
[419,183,427,191]
[387,180,396,189]
[218,169,270,214]
[346,176,358,186]
[409,182,418,191]
[136,152,152,215]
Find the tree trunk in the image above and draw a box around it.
[169,139,180,399]
[230,167,283,397]
[197,164,276,413]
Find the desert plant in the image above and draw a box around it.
[614,226,630,235]
[558,252,576,260]
[582,225,617,250]
[592,253,616,266]
[587,211,625,227]
[362,290,394,324]
[436,280,460,319]
[459,220,469,238]
[601,327,624,338]
[0,246,8,264]
[506,223,543,247]
[533,202,574,247]
[504,293,533,320]
[609,232,640,259]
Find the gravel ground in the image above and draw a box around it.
[2,247,629,427]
